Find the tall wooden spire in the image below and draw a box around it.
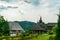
[39,16,43,23]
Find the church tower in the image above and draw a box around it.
[32,16,47,34]
[39,17,43,23]
[38,16,44,24]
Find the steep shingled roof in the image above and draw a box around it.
[32,17,47,31]
[32,22,47,30]
[8,21,25,32]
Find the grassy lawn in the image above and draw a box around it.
[29,34,50,40]
[0,34,55,40]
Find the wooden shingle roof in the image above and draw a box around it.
[32,22,47,31]
[9,21,24,31]
[47,23,57,26]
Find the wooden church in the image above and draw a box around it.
[9,21,25,36]
[32,17,57,34]
[32,17,47,34]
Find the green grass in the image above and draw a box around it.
[29,34,50,40]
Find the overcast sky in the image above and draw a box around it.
[0,0,60,23]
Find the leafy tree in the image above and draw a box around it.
[53,25,58,34]
[54,14,60,40]
[0,16,9,36]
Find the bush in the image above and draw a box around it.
[53,25,58,34]
[48,30,54,35]
[48,36,54,40]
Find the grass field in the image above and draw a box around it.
[29,34,50,40]
[0,34,55,40]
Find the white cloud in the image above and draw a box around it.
[0,0,19,2]
[0,0,60,23]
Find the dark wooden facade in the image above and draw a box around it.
[32,17,57,34]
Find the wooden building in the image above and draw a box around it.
[32,17,57,34]
[9,21,25,36]
[32,17,47,34]
[47,23,57,30]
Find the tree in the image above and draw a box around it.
[53,25,58,34]
[54,11,60,40]
[0,16,9,36]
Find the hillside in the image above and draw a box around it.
[18,21,36,31]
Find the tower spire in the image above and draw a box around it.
[39,16,42,23]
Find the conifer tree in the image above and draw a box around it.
[55,9,60,40]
